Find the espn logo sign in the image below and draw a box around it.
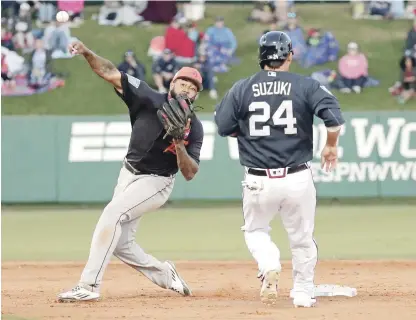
[68,121,219,162]
[68,122,131,162]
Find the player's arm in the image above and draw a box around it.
[174,142,199,181]
[173,120,203,181]
[308,81,345,171]
[69,41,122,92]
[309,82,345,140]
[214,83,241,137]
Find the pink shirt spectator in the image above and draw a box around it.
[58,0,84,14]
[338,53,368,79]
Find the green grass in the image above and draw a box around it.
[2,3,415,115]
[2,205,415,261]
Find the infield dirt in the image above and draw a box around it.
[2,260,416,320]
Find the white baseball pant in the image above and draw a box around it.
[241,164,318,295]
[79,165,175,292]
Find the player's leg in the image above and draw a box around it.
[113,216,191,296]
[278,168,317,307]
[79,174,173,290]
[58,169,174,302]
[241,173,281,304]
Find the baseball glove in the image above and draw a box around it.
[157,94,195,140]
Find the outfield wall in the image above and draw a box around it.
[2,112,415,203]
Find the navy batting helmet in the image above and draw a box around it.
[258,31,293,69]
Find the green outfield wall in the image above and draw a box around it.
[2,112,415,203]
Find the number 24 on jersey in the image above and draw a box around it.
[249,100,297,136]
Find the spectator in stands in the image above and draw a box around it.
[97,1,144,27]
[1,1,20,20]
[389,0,406,19]
[405,18,416,51]
[28,38,53,89]
[204,16,238,72]
[13,2,35,51]
[43,19,72,58]
[398,51,416,104]
[306,28,320,47]
[187,21,204,47]
[1,51,16,90]
[405,0,416,18]
[282,12,306,61]
[369,0,392,19]
[97,1,121,26]
[353,0,410,19]
[249,0,276,24]
[275,0,295,27]
[164,14,196,65]
[1,46,25,83]
[152,48,179,93]
[2,26,15,51]
[140,0,177,24]
[338,42,368,93]
[205,16,237,57]
[117,50,146,81]
[283,12,299,32]
[34,1,57,27]
[192,52,218,100]
[249,0,294,25]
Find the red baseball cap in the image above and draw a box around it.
[172,67,203,92]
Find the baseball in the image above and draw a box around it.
[56,11,69,23]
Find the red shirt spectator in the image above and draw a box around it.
[164,18,195,60]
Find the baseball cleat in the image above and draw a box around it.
[292,292,316,308]
[290,287,314,299]
[259,269,280,305]
[166,261,192,296]
[57,285,100,302]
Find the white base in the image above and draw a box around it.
[290,285,358,298]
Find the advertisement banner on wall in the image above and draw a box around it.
[2,112,415,203]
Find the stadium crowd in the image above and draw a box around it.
[1,0,415,104]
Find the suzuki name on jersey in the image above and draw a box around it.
[252,81,292,97]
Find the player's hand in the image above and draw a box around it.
[321,145,338,172]
[68,40,88,56]
[173,119,191,145]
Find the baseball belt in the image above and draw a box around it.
[123,158,172,177]
[247,163,308,177]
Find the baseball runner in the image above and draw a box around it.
[214,31,345,308]
[58,40,204,302]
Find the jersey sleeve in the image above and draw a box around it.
[186,119,204,164]
[115,71,154,114]
[214,81,241,137]
[307,80,345,128]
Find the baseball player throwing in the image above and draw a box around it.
[214,31,345,308]
[58,40,204,302]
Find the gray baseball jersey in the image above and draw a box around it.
[214,70,345,169]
